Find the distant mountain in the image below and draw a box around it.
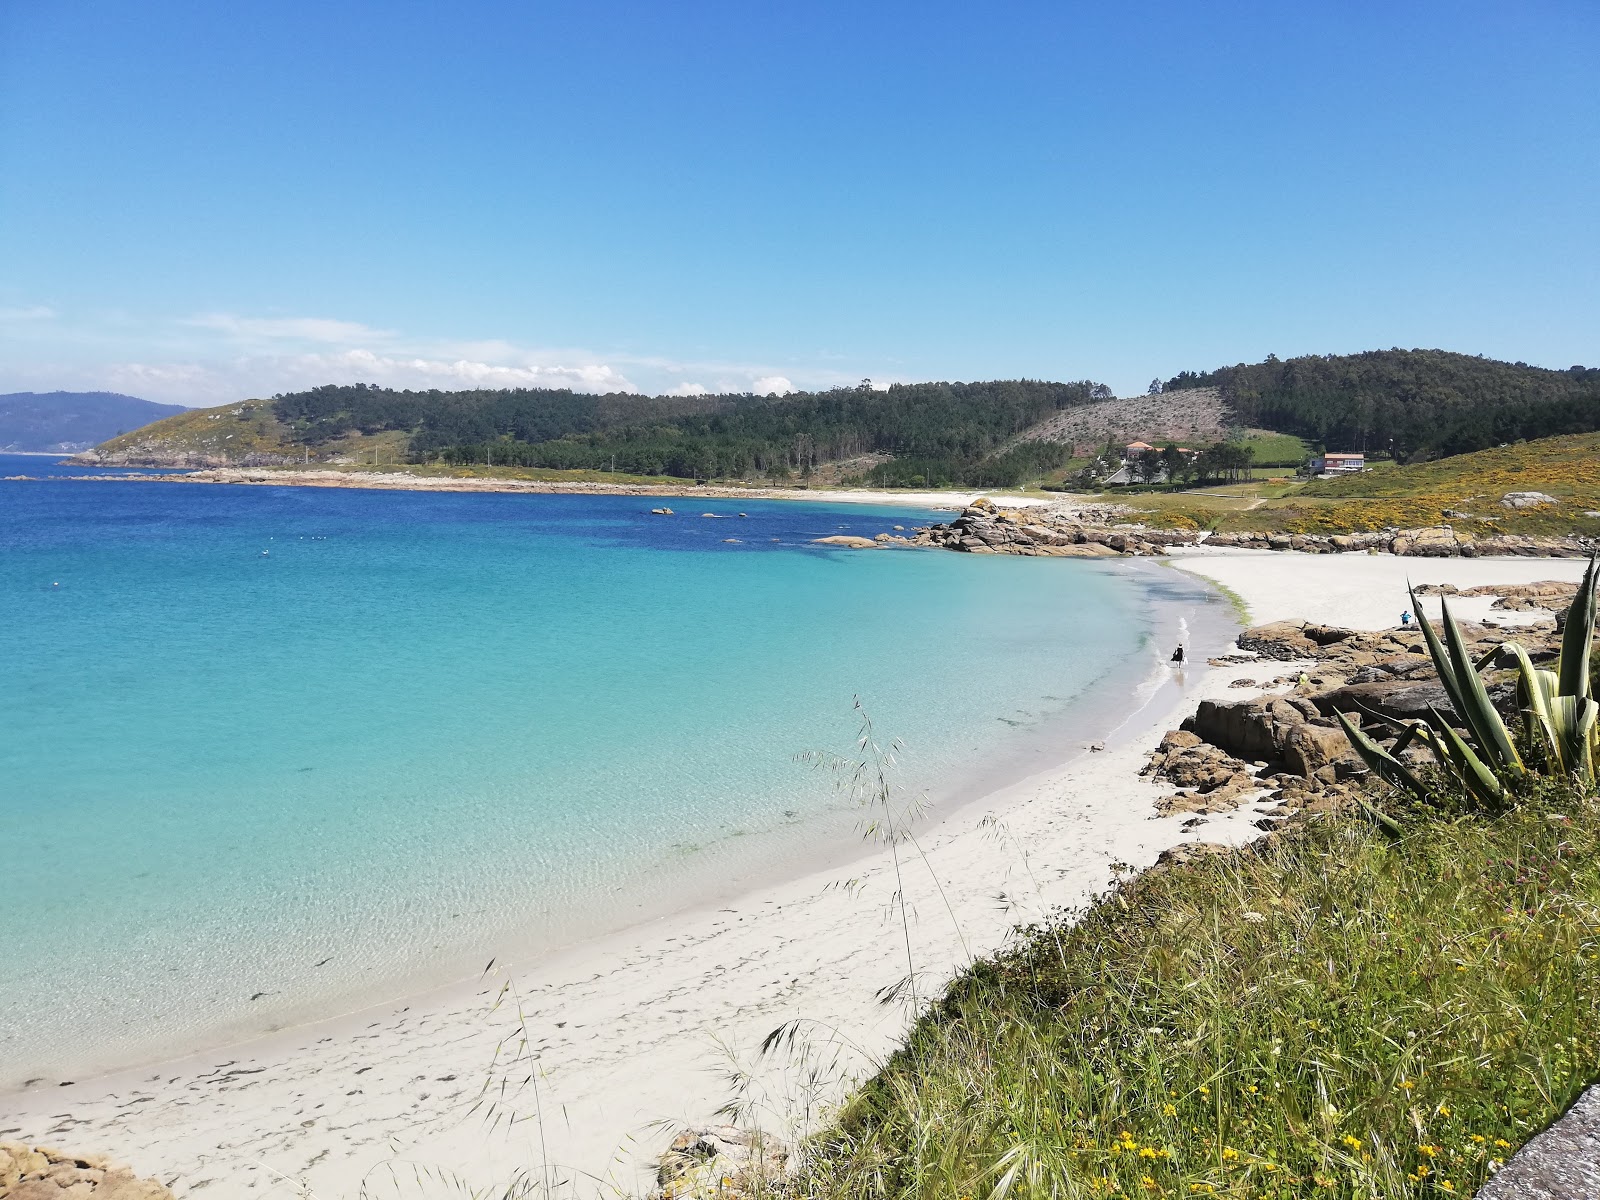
[0,391,188,452]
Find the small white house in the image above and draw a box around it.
[1312,451,1365,474]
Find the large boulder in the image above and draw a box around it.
[1315,679,1454,723]
[1500,491,1559,509]
[1391,526,1466,557]
[0,1144,173,1200]
[1281,722,1354,777]
[1236,621,1353,660]
[1181,694,1359,779]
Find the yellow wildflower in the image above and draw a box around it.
[1220,1147,1239,1161]
[1140,1147,1158,1159]
[1342,1134,1362,1150]
[1162,1103,1177,1117]
[1419,1144,1438,1158]
[1399,1079,1416,1090]
[1437,1104,1452,1116]
[1441,1184,1455,1193]
[1471,1135,1486,1144]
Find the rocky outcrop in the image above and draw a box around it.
[910,502,1180,557]
[1314,679,1455,723]
[0,1145,173,1200]
[1142,730,1259,814]
[653,1126,789,1200]
[1151,609,1571,834]
[1416,580,1579,612]
[1500,491,1559,509]
[1180,694,1362,781]
[1199,527,1588,558]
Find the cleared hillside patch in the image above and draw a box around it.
[1008,388,1232,454]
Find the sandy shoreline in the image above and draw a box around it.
[42,465,1054,512]
[3,551,1590,1198]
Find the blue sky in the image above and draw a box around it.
[1,0,1595,405]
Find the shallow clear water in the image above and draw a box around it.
[0,460,1211,1083]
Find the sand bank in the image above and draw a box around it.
[57,466,1054,512]
[2,551,1581,1198]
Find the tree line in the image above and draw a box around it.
[269,379,1108,486]
[1164,349,1600,461]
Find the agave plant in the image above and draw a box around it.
[1336,555,1600,810]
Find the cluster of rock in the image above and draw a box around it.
[72,449,299,469]
[908,499,1184,557]
[1415,579,1580,612]
[1144,611,1568,834]
[1202,527,1588,557]
[652,1125,789,1200]
[911,502,1591,560]
[0,1145,172,1200]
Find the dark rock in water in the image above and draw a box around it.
[1475,1084,1600,1199]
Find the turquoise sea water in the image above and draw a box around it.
[0,460,1220,1084]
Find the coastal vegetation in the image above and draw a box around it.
[1164,350,1600,462]
[793,798,1598,1199]
[85,351,1599,500]
[784,576,1600,1199]
[1119,432,1600,540]
[1339,561,1599,811]
[288,379,1110,488]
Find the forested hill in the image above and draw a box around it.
[1164,350,1600,460]
[271,379,1109,486]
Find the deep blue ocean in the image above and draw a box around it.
[0,457,1215,1083]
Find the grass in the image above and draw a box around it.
[1105,432,1600,538]
[1238,430,1313,468]
[793,794,1600,1199]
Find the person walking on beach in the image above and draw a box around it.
[1401,610,1413,628]
[1170,643,1186,665]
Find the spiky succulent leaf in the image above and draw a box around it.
[1421,708,1507,808]
[1545,695,1598,783]
[1558,555,1600,701]
[1438,597,1523,776]
[1335,710,1427,807]
[1410,583,1467,717]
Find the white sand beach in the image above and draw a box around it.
[3,550,1587,1199]
[58,467,1054,513]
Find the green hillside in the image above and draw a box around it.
[1122,430,1600,537]
[1165,349,1600,460]
[88,350,1599,489]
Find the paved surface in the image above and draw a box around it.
[1477,1086,1600,1199]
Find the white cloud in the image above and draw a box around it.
[6,307,880,407]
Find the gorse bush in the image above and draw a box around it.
[794,802,1600,1199]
